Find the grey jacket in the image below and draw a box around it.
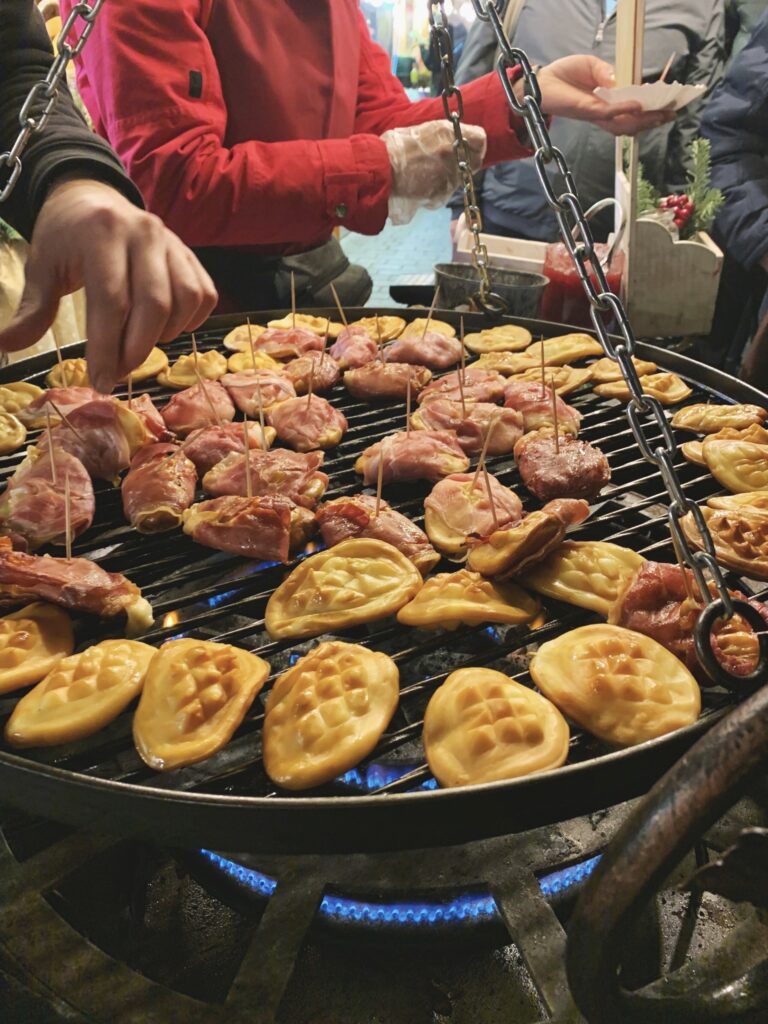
[455,0,725,241]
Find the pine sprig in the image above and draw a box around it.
[685,138,724,239]
[636,162,661,216]
[0,218,16,243]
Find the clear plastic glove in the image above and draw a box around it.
[383,120,487,226]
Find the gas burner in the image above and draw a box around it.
[1,787,767,1024]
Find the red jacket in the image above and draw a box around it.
[61,0,532,254]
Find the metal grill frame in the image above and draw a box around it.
[0,309,765,856]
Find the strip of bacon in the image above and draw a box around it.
[355,430,470,485]
[344,362,432,402]
[0,537,152,634]
[180,422,275,477]
[0,449,94,550]
[384,331,463,370]
[182,495,294,561]
[418,368,506,406]
[412,400,523,455]
[202,449,329,509]
[329,326,378,369]
[503,380,581,436]
[317,495,439,574]
[267,395,347,451]
[221,370,296,414]
[17,386,102,427]
[161,381,235,437]
[282,353,341,395]
[49,399,149,482]
[122,444,197,533]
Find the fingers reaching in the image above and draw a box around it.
[0,260,61,353]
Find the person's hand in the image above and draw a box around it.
[0,177,217,393]
[383,120,487,226]
[521,56,676,137]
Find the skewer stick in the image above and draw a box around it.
[321,319,330,366]
[127,372,133,408]
[421,285,440,341]
[376,318,385,364]
[254,377,268,450]
[659,51,676,82]
[290,271,297,331]
[52,334,67,385]
[48,399,87,444]
[472,415,499,488]
[459,315,466,384]
[540,337,546,397]
[374,440,385,519]
[247,316,258,373]
[550,376,560,455]
[64,473,72,561]
[329,283,348,328]
[483,463,499,531]
[194,368,222,427]
[46,409,57,484]
[191,332,200,369]
[306,361,315,408]
[242,413,253,499]
[406,373,412,435]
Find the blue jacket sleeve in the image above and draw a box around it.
[701,11,768,270]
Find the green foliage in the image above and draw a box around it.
[685,137,724,239]
[0,218,17,243]
[636,163,661,217]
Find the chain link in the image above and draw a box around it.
[0,0,104,204]
[429,0,761,683]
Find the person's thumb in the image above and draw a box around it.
[462,124,488,170]
[590,57,617,90]
[0,270,60,353]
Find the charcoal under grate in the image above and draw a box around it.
[0,309,765,856]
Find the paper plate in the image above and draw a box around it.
[594,81,706,113]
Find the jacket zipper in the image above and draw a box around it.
[595,1,613,44]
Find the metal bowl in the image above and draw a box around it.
[434,262,548,317]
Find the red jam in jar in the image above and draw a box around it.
[540,243,625,328]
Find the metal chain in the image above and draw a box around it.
[428,0,768,686]
[0,0,105,204]
[427,2,504,313]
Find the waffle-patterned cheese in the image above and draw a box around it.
[0,413,26,455]
[350,315,406,341]
[467,509,569,579]
[510,364,592,396]
[708,491,768,514]
[671,403,767,434]
[681,439,705,466]
[682,506,768,581]
[265,538,422,640]
[703,439,768,494]
[0,603,73,694]
[122,347,169,383]
[226,349,282,373]
[475,351,539,376]
[593,372,692,406]
[588,356,658,383]
[463,324,533,354]
[400,317,456,339]
[5,639,154,747]
[682,423,768,468]
[397,570,539,629]
[46,357,89,388]
[0,381,44,421]
[524,334,603,366]
[222,322,268,352]
[423,668,569,787]
[263,641,399,789]
[530,624,701,747]
[521,541,645,618]
[158,350,228,389]
[268,313,344,338]
[133,639,269,771]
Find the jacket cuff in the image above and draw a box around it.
[319,134,391,236]
[470,66,541,166]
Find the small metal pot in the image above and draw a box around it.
[434,262,548,317]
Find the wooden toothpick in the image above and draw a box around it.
[247,316,258,373]
[290,271,297,331]
[52,335,66,385]
[472,415,499,488]
[191,332,200,368]
[322,319,330,365]
[127,372,133,408]
[421,285,440,341]
[460,315,466,386]
[376,317,385,364]
[659,51,676,83]
[243,413,253,499]
[306,361,315,409]
[329,282,348,328]
[46,409,57,484]
[64,472,72,561]
[195,371,222,427]
[550,376,560,454]
[374,440,385,519]
[458,325,467,419]
[48,399,87,444]
[540,337,546,397]
[483,463,499,531]
[406,373,412,435]
[254,377,268,450]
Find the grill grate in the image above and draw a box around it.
[0,309,765,854]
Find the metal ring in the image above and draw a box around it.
[694,599,768,692]
[471,290,508,316]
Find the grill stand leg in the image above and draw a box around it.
[224,870,324,1024]
[489,872,583,1023]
